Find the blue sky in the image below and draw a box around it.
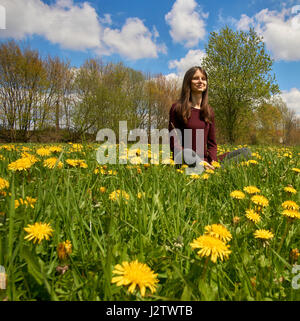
[0,0,300,116]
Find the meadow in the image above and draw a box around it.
[0,142,299,301]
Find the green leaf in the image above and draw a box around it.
[21,246,44,285]
[198,279,217,301]
[180,285,192,301]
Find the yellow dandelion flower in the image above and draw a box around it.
[137,192,145,199]
[233,216,240,224]
[36,147,52,157]
[48,146,63,153]
[79,161,88,168]
[254,229,274,240]
[57,240,72,261]
[202,173,210,180]
[100,187,106,193]
[211,161,221,168]
[243,186,261,194]
[0,178,9,190]
[245,209,261,223]
[111,260,159,297]
[292,168,300,173]
[290,249,300,261]
[282,200,299,211]
[70,144,83,152]
[230,190,245,200]
[24,222,54,244]
[24,196,37,208]
[190,235,231,263]
[251,195,269,207]
[43,157,63,169]
[109,189,130,202]
[66,159,78,167]
[247,160,258,165]
[281,209,300,219]
[204,224,232,243]
[284,186,297,194]
[8,157,34,171]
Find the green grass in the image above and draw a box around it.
[0,143,299,301]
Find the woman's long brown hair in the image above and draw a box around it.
[174,66,213,124]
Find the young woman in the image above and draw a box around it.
[169,66,251,170]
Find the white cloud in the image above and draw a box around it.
[235,7,300,61]
[165,0,208,48]
[280,88,300,116]
[0,0,166,60]
[236,14,254,31]
[102,18,166,60]
[168,49,206,76]
[0,0,102,50]
[163,72,183,86]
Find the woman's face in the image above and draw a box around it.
[190,69,207,94]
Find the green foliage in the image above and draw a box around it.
[203,26,280,143]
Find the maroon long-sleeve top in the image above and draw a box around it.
[168,103,218,164]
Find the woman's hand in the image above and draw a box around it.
[200,161,215,170]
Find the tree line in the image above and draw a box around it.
[0,27,299,145]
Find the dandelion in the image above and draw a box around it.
[245,209,261,223]
[204,224,232,243]
[137,192,145,199]
[292,168,300,173]
[15,197,37,209]
[243,186,261,194]
[57,240,72,261]
[48,146,63,153]
[0,178,9,190]
[284,186,297,194]
[290,249,300,263]
[254,229,274,240]
[281,209,300,220]
[251,195,269,208]
[8,157,35,171]
[43,157,63,169]
[211,161,221,168]
[202,173,210,180]
[24,222,54,244]
[281,200,299,211]
[233,216,240,224]
[190,235,231,263]
[66,159,87,168]
[36,147,52,157]
[100,187,106,193]
[111,260,159,297]
[109,189,130,202]
[70,144,83,152]
[247,160,258,165]
[230,190,245,200]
